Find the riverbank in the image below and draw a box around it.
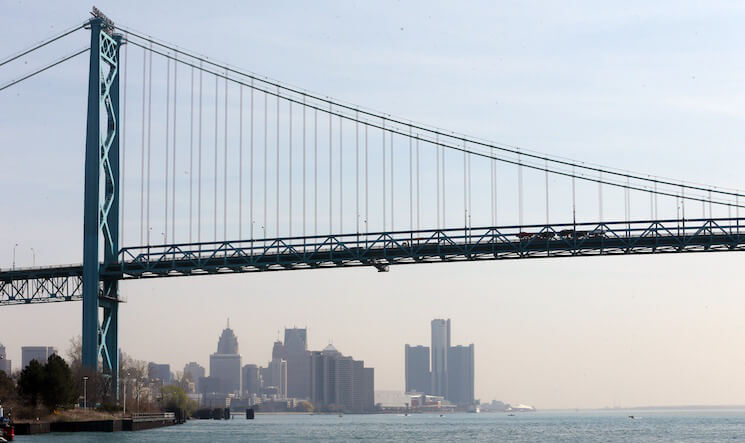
[14,412,180,435]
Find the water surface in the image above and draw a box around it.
[17,409,745,442]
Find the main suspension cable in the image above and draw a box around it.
[0,47,89,92]
[129,39,745,207]
[0,20,87,68]
[123,31,745,200]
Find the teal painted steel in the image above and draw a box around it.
[82,16,121,397]
[82,17,102,372]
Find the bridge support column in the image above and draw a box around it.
[82,14,121,400]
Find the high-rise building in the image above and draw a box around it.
[261,340,288,398]
[21,346,57,369]
[0,344,11,374]
[242,364,261,397]
[310,344,374,412]
[184,362,205,392]
[408,319,475,406]
[210,321,241,394]
[430,319,450,397]
[217,319,239,354]
[447,344,474,406]
[404,344,430,394]
[268,358,287,399]
[284,327,311,399]
[148,362,172,383]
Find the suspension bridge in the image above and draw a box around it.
[2,9,745,397]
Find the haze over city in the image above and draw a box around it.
[2,0,745,411]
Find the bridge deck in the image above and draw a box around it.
[2,218,744,305]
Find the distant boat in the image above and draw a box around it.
[467,406,480,413]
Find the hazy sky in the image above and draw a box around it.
[2,1,745,409]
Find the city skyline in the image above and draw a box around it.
[4,1,745,410]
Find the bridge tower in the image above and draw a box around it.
[82,11,121,397]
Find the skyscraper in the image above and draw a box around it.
[284,327,311,399]
[21,346,57,369]
[148,362,172,382]
[242,364,261,397]
[310,344,374,412]
[262,340,288,398]
[210,320,241,394]
[430,319,450,397]
[0,344,10,374]
[184,362,206,392]
[447,344,475,406]
[404,344,430,394]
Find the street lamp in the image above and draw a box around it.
[30,247,35,267]
[83,376,89,410]
[12,243,18,270]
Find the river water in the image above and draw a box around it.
[16,409,745,442]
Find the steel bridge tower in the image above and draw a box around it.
[82,13,121,396]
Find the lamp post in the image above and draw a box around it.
[30,247,35,267]
[83,376,89,410]
[12,243,18,270]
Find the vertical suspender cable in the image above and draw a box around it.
[356,112,360,234]
[625,177,630,222]
[627,178,632,237]
[239,84,243,239]
[329,103,333,234]
[339,116,343,233]
[198,62,203,242]
[709,190,713,218]
[146,43,153,245]
[572,166,576,226]
[303,98,306,237]
[365,124,369,234]
[490,148,495,226]
[172,55,177,242]
[517,152,523,226]
[276,90,280,238]
[409,126,413,231]
[314,107,318,236]
[463,145,473,229]
[289,101,293,237]
[598,171,603,222]
[165,57,170,244]
[214,75,218,241]
[224,72,228,239]
[442,136,446,227]
[436,134,440,230]
[189,66,194,242]
[390,132,393,230]
[494,150,498,226]
[121,34,128,248]
[250,80,254,240]
[264,92,268,238]
[545,160,549,225]
[416,136,420,231]
[383,119,386,231]
[654,182,658,220]
[140,46,146,245]
[463,142,467,229]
